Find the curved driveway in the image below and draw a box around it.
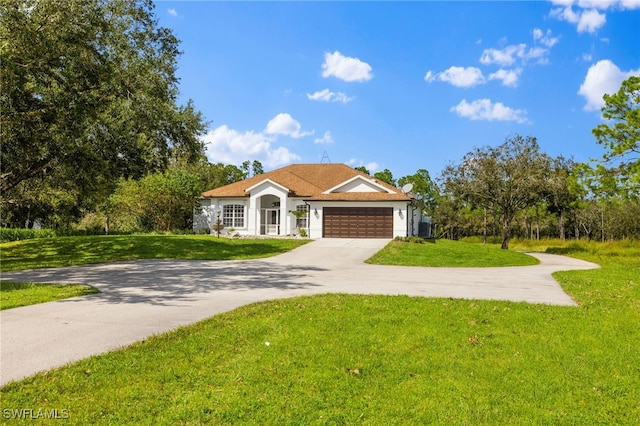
[0,238,598,386]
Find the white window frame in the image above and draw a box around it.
[295,204,309,229]
[222,204,245,228]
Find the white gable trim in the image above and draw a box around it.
[322,175,396,194]
[245,178,290,194]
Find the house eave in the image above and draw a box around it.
[322,175,396,195]
[200,194,250,199]
[245,178,291,193]
[304,195,413,202]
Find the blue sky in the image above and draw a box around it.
[156,1,640,180]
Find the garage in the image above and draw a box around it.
[323,207,393,238]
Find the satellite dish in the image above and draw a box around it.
[414,193,423,201]
[401,183,414,194]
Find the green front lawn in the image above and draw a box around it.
[366,238,539,267]
[0,235,309,272]
[2,240,638,424]
[0,282,99,310]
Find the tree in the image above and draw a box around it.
[577,164,622,242]
[432,193,466,240]
[181,161,245,191]
[544,157,578,241]
[241,160,264,178]
[0,0,206,222]
[106,170,203,232]
[398,169,439,215]
[354,166,370,175]
[440,135,552,249]
[373,169,396,186]
[592,76,640,189]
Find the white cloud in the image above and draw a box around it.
[429,32,557,91]
[488,68,522,87]
[532,28,544,40]
[550,2,610,33]
[575,0,619,8]
[322,51,373,82]
[427,66,522,88]
[314,131,334,145]
[168,8,178,17]
[425,66,485,88]
[578,59,640,111]
[551,0,640,10]
[577,9,607,33]
[480,43,551,66]
[525,47,551,64]
[264,113,313,138]
[480,45,524,66]
[202,125,300,168]
[307,89,354,103]
[533,28,559,48]
[620,0,640,9]
[450,99,529,124]
[480,29,557,67]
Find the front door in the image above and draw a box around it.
[261,208,280,235]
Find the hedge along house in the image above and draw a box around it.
[194,163,419,239]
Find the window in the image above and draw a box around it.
[223,204,245,228]
[295,204,309,229]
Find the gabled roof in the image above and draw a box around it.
[322,175,395,194]
[201,163,412,201]
[245,178,290,193]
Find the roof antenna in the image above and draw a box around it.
[321,150,331,164]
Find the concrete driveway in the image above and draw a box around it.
[0,238,598,386]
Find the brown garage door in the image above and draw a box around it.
[323,207,393,238]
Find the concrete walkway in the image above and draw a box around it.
[0,238,598,386]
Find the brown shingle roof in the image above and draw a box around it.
[201,163,412,201]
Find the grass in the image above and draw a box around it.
[366,238,539,267]
[0,281,99,310]
[2,239,638,424]
[0,235,309,272]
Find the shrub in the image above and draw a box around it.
[75,212,107,234]
[0,228,56,243]
[394,236,428,244]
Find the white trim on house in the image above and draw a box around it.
[245,178,290,194]
[322,175,394,194]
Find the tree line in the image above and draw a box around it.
[1,1,637,246]
[357,76,639,249]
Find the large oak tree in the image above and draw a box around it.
[0,0,206,226]
[440,135,552,249]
